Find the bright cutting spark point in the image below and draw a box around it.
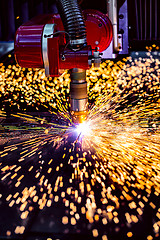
[76,122,90,137]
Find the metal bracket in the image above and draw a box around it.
[42,24,55,76]
[118,0,128,54]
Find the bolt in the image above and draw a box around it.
[61,55,66,61]
[119,14,124,19]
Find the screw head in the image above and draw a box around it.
[61,55,66,61]
[119,14,124,19]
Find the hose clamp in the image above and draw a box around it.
[70,38,86,45]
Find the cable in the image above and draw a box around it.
[44,30,71,58]
[44,30,70,39]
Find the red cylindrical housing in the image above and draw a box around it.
[14,14,64,69]
[15,24,44,68]
[83,9,113,52]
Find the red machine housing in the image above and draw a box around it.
[14,14,65,69]
[83,10,113,52]
[15,10,113,77]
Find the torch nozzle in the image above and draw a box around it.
[70,68,88,124]
[71,110,88,124]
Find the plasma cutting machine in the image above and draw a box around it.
[14,0,128,123]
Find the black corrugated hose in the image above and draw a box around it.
[55,0,87,50]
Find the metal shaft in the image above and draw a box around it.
[70,68,88,124]
[107,0,120,52]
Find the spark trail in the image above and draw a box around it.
[0,49,160,239]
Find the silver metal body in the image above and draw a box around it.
[102,0,128,59]
[107,0,120,52]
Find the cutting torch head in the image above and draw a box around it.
[70,68,88,124]
[71,110,88,124]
